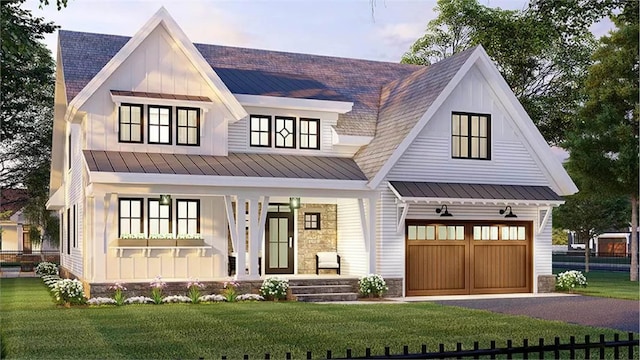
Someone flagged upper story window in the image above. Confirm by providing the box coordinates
[148,199,171,235]
[250,115,271,147]
[119,104,143,143]
[275,116,296,148]
[451,112,490,160]
[299,118,320,150]
[250,115,320,150]
[148,106,172,144]
[119,198,143,237]
[176,107,200,146]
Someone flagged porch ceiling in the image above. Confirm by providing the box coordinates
[388,181,564,205]
[84,150,367,181]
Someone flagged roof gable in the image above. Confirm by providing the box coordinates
[63,7,247,121]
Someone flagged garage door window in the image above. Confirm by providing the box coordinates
[502,226,526,240]
[438,225,464,240]
[473,225,499,240]
[408,225,436,240]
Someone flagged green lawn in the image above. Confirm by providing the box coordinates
[559,271,640,301]
[0,278,636,359]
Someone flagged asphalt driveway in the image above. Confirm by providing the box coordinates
[433,295,639,332]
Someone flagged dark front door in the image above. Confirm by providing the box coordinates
[265,210,294,274]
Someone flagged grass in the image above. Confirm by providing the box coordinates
[1,278,637,359]
[555,270,640,301]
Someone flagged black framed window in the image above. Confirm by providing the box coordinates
[304,212,321,230]
[68,133,72,169]
[452,112,490,160]
[275,116,296,148]
[177,107,200,146]
[148,106,172,144]
[119,104,143,143]
[148,199,171,235]
[118,198,143,237]
[177,200,200,234]
[66,208,70,254]
[73,204,77,248]
[299,118,320,150]
[250,115,271,147]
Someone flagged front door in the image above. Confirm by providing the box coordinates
[265,210,294,274]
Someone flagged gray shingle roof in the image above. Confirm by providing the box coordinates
[389,181,562,201]
[84,150,367,181]
[59,30,420,137]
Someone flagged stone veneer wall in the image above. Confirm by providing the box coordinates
[296,204,337,274]
[537,275,556,293]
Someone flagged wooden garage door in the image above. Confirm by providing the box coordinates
[406,221,531,296]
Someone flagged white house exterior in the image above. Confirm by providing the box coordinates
[46,8,577,297]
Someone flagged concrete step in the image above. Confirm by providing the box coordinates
[295,292,359,302]
[290,284,355,295]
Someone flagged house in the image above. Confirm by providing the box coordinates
[46,8,577,297]
[1,189,31,252]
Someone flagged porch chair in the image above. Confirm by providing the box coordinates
[316,252,341,275]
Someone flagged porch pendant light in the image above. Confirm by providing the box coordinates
[500,205,517,218]
[289,197,301,210]
[435,205,453,217]
[159,194,171,205]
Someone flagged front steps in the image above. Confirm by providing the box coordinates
[289,277,359,302]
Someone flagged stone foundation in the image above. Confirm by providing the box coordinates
[537,275,556,293]
[87,279,266,299]
[384,278,403,297]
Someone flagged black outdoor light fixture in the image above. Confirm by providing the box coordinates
[289,197,301,210]
[159,194,171,205]
[500,205,517,218]
[435,205,453,217]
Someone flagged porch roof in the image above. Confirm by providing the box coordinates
[389,181,563,203]
[84,150,367,181]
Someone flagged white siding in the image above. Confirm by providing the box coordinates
[61,122,84,277]
[81,25,233,156]
[376,185,404,278]
[336,199,367,275]
[388,64,549,186]
[228,106,354,157]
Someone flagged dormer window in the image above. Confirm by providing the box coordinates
[275,116,296,148]
[119,104,143,143]
[452,112,490,160]
[249,114,320,150]
[176,107,200,146]
[148,106,172,144]
[299,118,320,150]
[250,115,271,147]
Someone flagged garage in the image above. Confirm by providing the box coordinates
[405,220,532,296]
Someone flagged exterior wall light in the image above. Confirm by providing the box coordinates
[435,205,453,217]
[289,197,301,210]
[159,194,171,205]
[500,205,517,218]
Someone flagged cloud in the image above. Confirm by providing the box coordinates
[374,22,425,61]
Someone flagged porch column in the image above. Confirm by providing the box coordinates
[367,195,377,274]
[247,197,260,279]
[16,223,23,252]
[235,196,247,280]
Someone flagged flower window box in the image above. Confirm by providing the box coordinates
[147,238,177,247]
[117,238,147,247]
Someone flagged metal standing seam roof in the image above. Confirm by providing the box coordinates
[389,181,563,201]
[84,150,367,181]
[110,90,211,102]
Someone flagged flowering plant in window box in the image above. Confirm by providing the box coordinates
[148,233,176,246]
[176,233,205,246]
[121,233,146,239]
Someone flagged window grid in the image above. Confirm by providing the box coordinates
[304,213,321,230]
[73,204,77,248]
[66,208,71,254]
[119,104,143,143]
[148,199,172,235]
[118,198,143,237]
[148,106,172,144]
[176,107,200,146]
[177,200,200,235]
[452,112,490,160]
[275,116,296,148]
[250,115,272,147]
[299,118,320,150]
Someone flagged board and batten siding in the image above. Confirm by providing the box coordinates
[228,106,355,157]
[80,25,233,156]
[61,122,84,278]
[387,64,549,187]
[336,199,367,276]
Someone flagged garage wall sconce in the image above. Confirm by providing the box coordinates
[435,205,453,217]
[500,206,517,218]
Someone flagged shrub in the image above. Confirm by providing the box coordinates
[556,270,588,291]
[35,262,58,276]
[259,277,289,300]
[358,274,388,297]
[52,279,85,305]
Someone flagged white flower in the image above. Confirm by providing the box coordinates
[120,233,146,239]
[176,233,203,240]
[259,277,289,300]
[556,270,588,291]
[358,274,388,297]
[237,294,264,301]
[124,296,153,304]
[199,294,226,302]
[149,233,174,239]
[88,297,117,305]
[35,262,59,276]
[162,295,192,303]
[52,279,85,303]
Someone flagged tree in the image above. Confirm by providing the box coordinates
[400,0,618,145]
[1,0,60,246]
[564,1,639,280]
[554,190,629,272]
